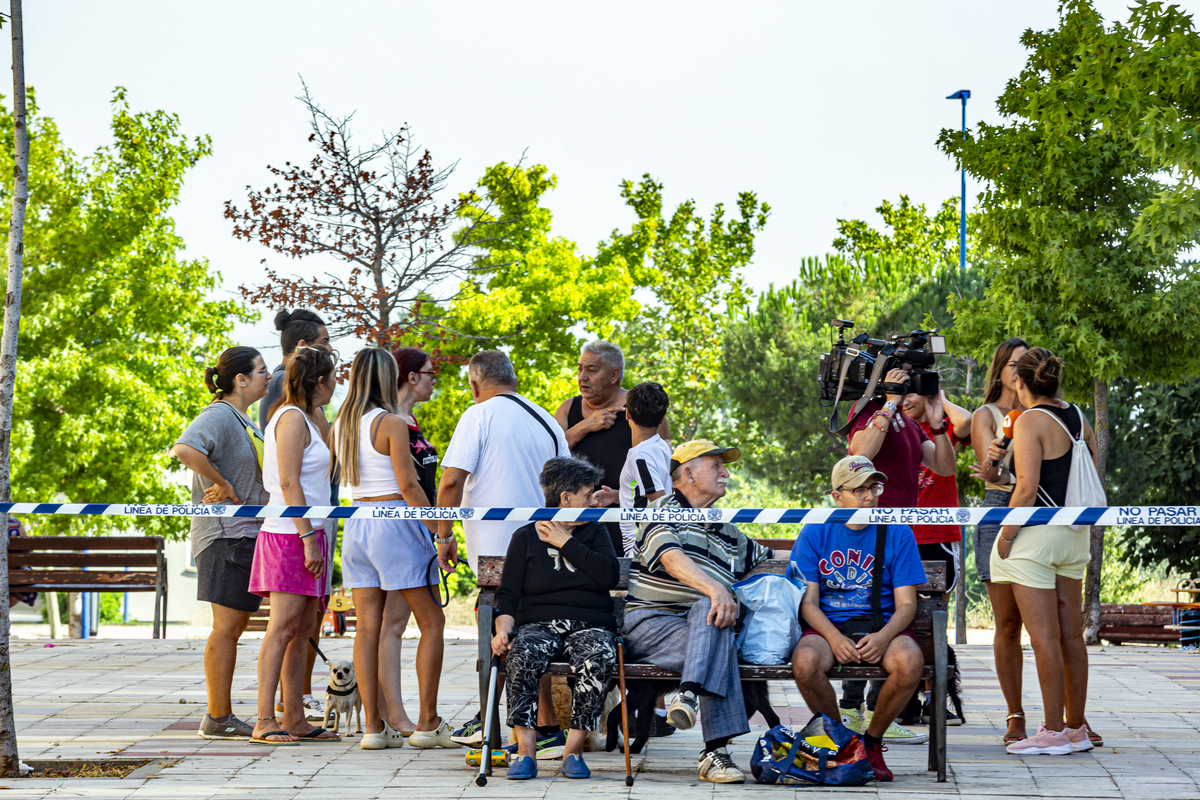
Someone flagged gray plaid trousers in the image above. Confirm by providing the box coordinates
[621,596,749,742]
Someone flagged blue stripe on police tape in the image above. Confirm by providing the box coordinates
[0,504,1196,526]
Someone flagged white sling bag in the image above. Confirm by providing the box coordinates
[1031,405,1107,530]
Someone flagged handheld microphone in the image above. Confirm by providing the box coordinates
[989,409,1022,467]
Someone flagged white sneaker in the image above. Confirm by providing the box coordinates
[666,690,699,731]
[698,747,745,784]
[302,696,325,723]
[864,709,929,745]
[409,719,462,749]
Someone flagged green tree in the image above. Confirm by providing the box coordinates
[1041,1,1200,252]
[1106,378,1200,574]
[416,163,641,445]
[600,175,769,440]
[0,89,249,536]
[834,194,964,271]
[937,1,1200,640]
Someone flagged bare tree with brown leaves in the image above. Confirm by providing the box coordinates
[226,83,519,347]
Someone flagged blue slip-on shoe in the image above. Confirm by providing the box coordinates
[503,728,567,760]
[561,753,590,779]
[506,754,538,780]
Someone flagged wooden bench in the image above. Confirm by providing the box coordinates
[1099,603,1181,646]
[7,536,168,638]
[475,548,950,782]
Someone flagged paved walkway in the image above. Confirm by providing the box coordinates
[2,638,1198,799]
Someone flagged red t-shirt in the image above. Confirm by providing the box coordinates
[912,420,963,545]
[846,401,929,508]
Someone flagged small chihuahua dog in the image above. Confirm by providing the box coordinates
[322,660,362,735]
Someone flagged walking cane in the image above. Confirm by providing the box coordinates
[617,637,633,786]
[476,653,501,787]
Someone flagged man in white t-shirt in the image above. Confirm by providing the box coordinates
[618,382,673,557]
[437,350,569,572]
[438,349,569,749]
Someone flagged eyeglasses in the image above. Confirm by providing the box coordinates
[836,482,885,499]
[415,370,436,376]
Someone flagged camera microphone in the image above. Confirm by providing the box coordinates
[989,409,1023,467]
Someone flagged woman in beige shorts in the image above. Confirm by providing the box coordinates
[990,348,1096,756]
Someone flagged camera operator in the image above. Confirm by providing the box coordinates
[837,366,955,744]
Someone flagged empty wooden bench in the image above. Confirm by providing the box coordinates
[475,550,950,781]
[1099,603,1180,646]
[7,536,168,638]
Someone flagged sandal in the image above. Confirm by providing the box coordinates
[291,726,341,743]
[1086,727,1103,747]
[1003,712,1027,744]
[250,729,300,746]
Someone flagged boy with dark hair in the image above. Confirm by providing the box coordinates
[618,382,672,558]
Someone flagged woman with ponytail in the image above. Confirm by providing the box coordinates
[249,347,341,745]
[991,348,1098,756]
[173,346,271,741]
[333,347,457,750]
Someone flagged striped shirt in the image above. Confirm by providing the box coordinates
[625,491,771,613]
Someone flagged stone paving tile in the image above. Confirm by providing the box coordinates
[3,639,1199,798]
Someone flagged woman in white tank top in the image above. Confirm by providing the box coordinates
[332,347,458,751]
[248,347,341,745]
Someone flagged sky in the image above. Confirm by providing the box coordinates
[18,0,1194,370]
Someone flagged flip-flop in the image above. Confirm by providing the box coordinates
[250,730,300,746]
[1087,729,1103,746]
[291,727,341,743]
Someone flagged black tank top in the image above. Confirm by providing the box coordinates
[408,419,439,505]
[1032,403,1089,507]
[567,395,632,491]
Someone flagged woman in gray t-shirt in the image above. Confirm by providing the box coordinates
[173,346,270,741]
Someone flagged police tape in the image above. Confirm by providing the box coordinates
[1,502,1198,527]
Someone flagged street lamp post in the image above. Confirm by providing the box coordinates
[945,90,970,275]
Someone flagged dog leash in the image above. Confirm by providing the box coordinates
[308,637,331,665]
[426,553,451,608]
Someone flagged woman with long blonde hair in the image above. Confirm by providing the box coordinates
[334,347,458,750]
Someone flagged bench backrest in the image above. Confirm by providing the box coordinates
[7,536,166,592]
[475,555,949,635]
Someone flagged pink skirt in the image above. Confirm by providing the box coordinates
[249,527,329,604]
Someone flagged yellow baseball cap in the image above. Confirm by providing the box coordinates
[830,455,888,492]
[670,439,740,473]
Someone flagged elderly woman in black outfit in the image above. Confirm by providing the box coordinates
[492,456,620,781]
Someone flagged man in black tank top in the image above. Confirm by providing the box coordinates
[554,342,670,554]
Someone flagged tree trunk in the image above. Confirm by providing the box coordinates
[1082,377,1109,645]
[0,0,28,777]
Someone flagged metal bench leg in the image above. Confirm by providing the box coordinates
[933,608,948,782]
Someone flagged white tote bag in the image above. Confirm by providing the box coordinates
[1032,405,1107,530]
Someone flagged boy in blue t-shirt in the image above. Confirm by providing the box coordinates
[787,455,927,782]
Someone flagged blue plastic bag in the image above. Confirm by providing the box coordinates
[733,572,805,665]
[750,716,875,786]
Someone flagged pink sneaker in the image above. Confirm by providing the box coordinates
[1006,726,1072,755]
[1065,725,1094,752]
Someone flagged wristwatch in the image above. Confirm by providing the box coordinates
[434,534,455,545]
[928,421,948,435]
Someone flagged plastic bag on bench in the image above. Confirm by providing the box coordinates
[734,573,805,666]
[750,715,874,787]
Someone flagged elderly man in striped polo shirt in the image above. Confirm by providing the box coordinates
[621,439,772,784]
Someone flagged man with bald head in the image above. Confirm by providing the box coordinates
[554,341,668,554]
